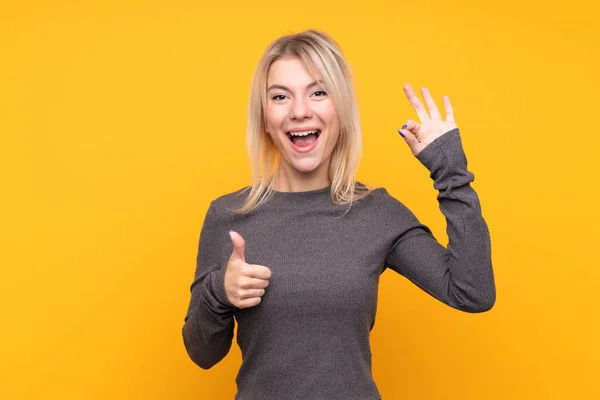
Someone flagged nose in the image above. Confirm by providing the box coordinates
[289,97,312,121]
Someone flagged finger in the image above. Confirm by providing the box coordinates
[239,288,266,299]
[240,277,270,289]
[420,87,442,120]
[229,230,246,263]
[398,125,422,152]
[237,297,262,309]
[402,119,421,136]
[403,83,430,121]
[246,264,272,280]
[442,95,455,123]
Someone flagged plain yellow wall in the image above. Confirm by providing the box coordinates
[1,0,599,398]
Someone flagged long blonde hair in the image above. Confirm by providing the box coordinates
[235,29,371,214]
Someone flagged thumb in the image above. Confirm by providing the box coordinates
[228,230,246,263]
[398,120,421,155]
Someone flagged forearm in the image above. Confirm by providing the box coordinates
[387,128,496,312]
[417,128,495,311]
[182,267,235,369]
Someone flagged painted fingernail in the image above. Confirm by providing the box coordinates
[402,125,407,129]
[397,129,405,138]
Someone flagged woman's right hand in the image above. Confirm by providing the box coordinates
[224,231,272,309]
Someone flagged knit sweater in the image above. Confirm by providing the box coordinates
[182,128,496,400]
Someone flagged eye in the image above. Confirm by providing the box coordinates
[313,90,327,97]
[271,94,287,101]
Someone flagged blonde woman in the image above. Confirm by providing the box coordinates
[182,29,496,399]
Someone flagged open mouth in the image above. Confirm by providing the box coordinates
[286,130,321,144]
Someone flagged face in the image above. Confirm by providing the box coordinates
[265,56,340,183]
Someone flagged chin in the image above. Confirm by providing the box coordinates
[292,159,322,173]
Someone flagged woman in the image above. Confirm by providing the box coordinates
[182,29,496,400]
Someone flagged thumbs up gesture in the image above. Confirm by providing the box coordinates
[224,231,272,309]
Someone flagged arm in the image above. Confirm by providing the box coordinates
[385,128,496,312]
[182,202,236,369]
[388,84,496,312]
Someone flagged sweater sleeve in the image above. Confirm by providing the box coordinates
[384,128,496,313]
[182,202,236,369]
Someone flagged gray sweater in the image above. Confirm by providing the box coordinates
[182,128,496,399]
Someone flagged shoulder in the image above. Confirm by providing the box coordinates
[211,185,251,212]
[353,181,403,204]
[357,181,393,203]
[348,184,420,230]
[362,184,415,216]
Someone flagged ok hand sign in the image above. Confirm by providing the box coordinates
[398,83,458,156]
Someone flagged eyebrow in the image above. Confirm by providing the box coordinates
[267,80,324,92]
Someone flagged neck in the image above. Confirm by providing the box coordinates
[274,163,330,193]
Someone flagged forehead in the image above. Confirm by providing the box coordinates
[267,56,320,85]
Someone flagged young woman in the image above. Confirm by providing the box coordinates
[182,29,496,400]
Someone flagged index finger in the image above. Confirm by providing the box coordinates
[246,264,272,280]
[404,83,430,121]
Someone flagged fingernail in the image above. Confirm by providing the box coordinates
[228,230,233,238]
[397,129,405,138]
[402,125,407,129]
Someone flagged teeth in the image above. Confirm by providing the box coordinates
[289,130,319,137]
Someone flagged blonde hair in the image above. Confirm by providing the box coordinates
[235,29,372,214]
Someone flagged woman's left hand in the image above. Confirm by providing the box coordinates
[398,83,458,156]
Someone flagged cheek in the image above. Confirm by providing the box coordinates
[267,130,284,149]
[327,129,340,151]
[323,109,340,139]
[319,103,339,127]
[266,105,286,131]
[325,115,341,150]
[265,110,274,132]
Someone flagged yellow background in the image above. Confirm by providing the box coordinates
[1,0,598,398]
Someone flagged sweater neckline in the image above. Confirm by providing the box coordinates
[270,184,331,200]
